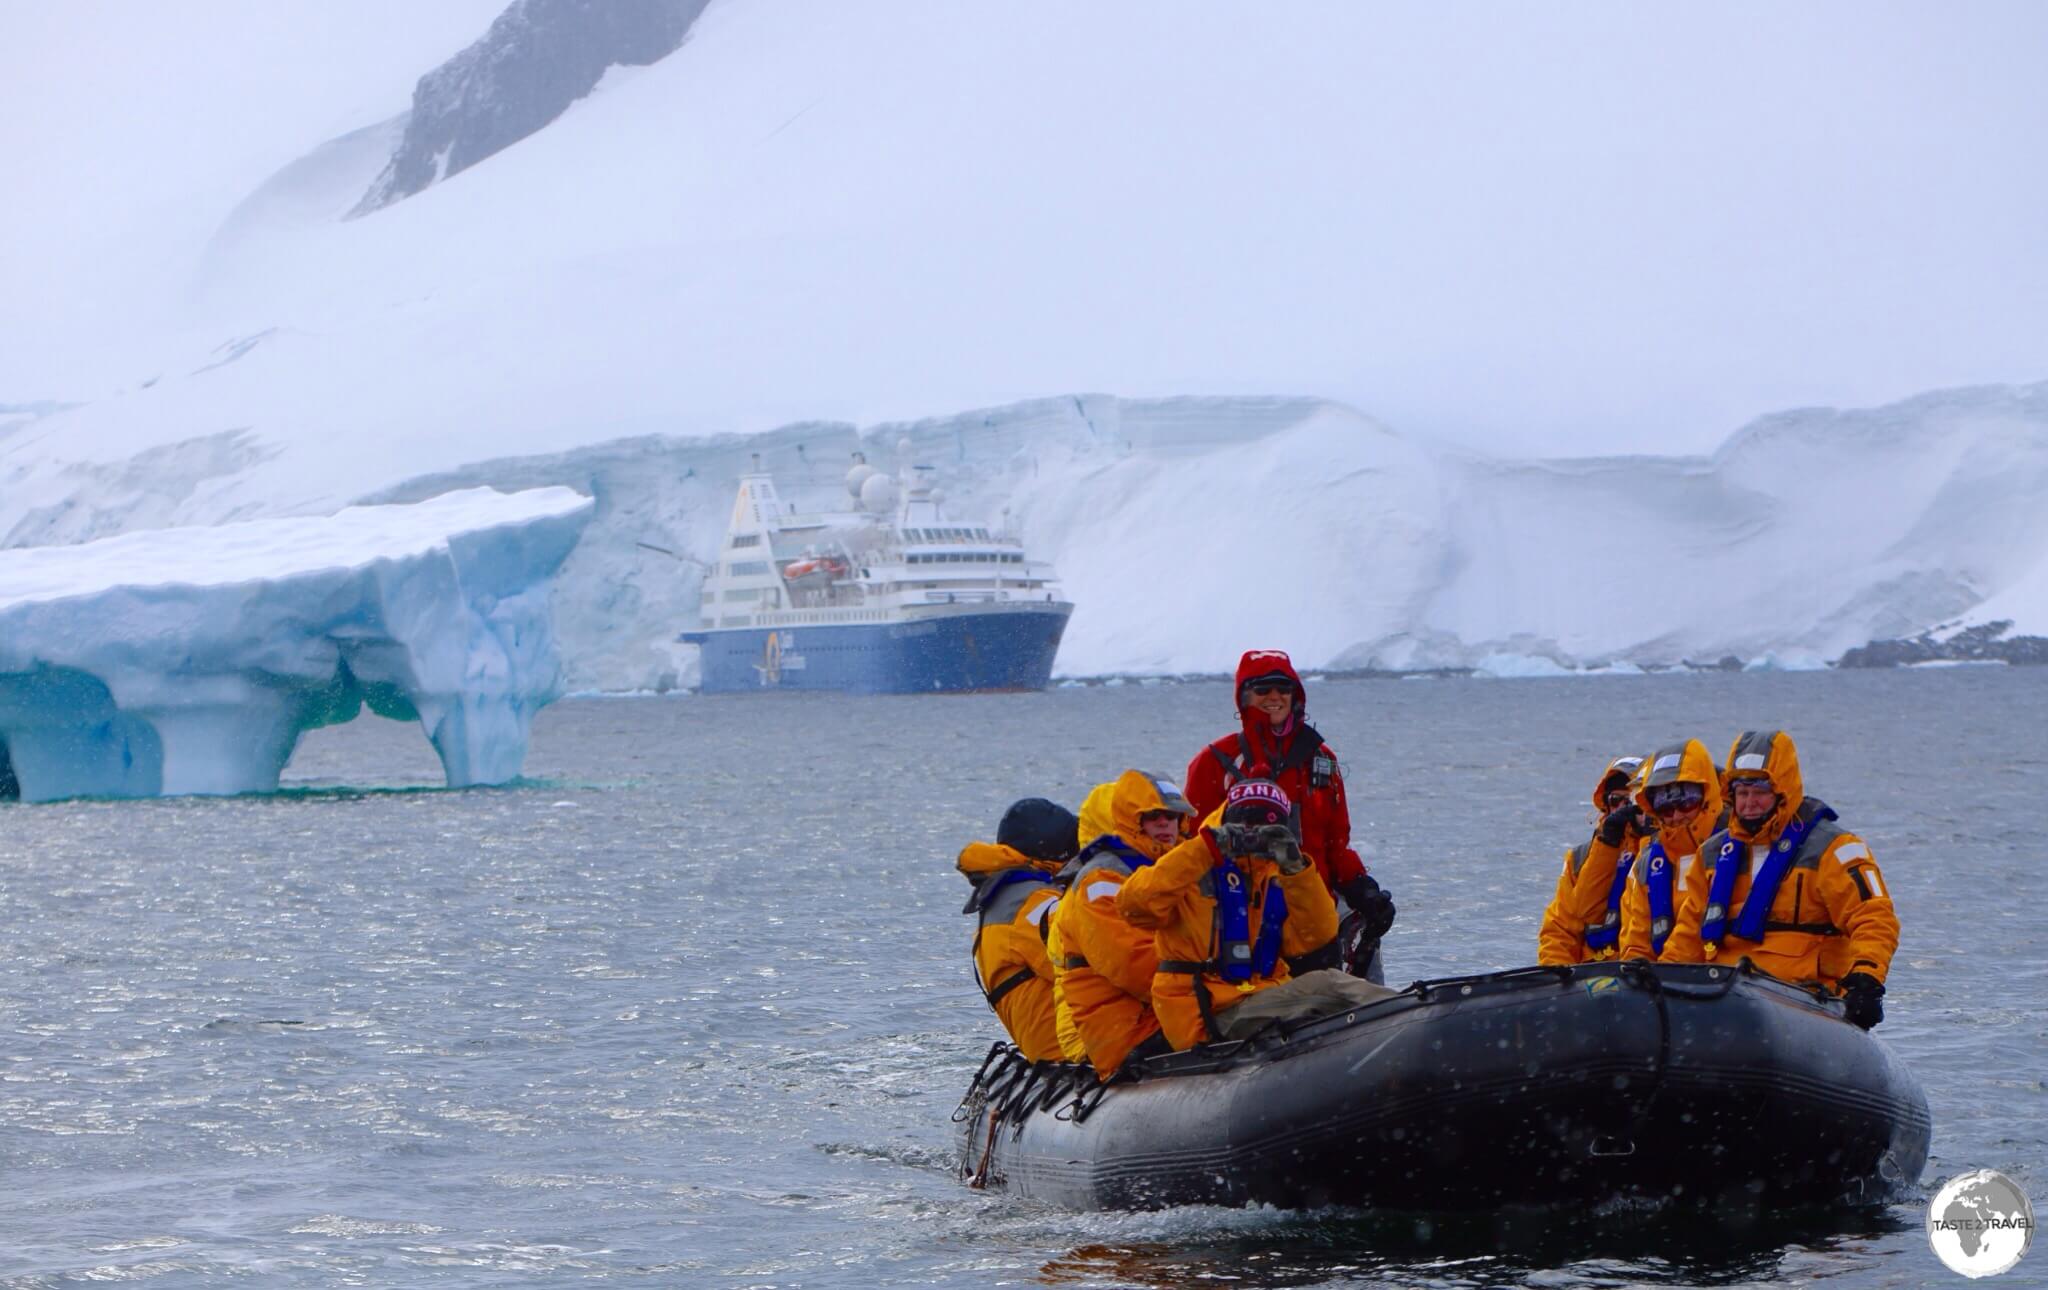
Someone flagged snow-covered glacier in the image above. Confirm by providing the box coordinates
[355,382,2048,687]
[0,487,592,802]
[6,384,2048,691]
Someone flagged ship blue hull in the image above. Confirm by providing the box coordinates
[681,607,1070,694]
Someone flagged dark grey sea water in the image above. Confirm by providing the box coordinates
[2,668,2043,1288]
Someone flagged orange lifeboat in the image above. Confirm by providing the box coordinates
[782,556,848,581]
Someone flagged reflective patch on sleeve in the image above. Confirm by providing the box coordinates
[1834,842,1870,863]
[1085,880,1121,903]
[1849,866,1885,901]
[1025,898,1055,926]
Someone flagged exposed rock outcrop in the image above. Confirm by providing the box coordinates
[1837,620,2048,667]
[354,0,710,215]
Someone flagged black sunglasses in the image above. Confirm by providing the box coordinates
[1246,682,1291,697]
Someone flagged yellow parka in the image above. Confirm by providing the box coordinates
[1662,730,1898,987]
[1618,739,1727,962]
[1117,814,1339,1051]
[1049,771,1191,1078]
[957,841,1064,1061]
[1537,755,1653,966]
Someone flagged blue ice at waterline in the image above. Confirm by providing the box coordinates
[0,487,592,802]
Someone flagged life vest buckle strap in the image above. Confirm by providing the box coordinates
[1157,961,1227,1045]
[984,966,1035,1008]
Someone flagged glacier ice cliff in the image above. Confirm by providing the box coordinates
[6,385,2048,691]
[355,383,2048,688]
[0,487,592,802]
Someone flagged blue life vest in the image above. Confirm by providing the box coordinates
[1640,840,1679,955]
[1073,833,1155,872]
[1700,804,1836,952]
[1581,849,1636,953]
[1215,857,1289,982]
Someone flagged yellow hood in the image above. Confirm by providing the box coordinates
[1593,755,1646,813]
[1724,729,1806,840]
[1078,769,1195,861]
[956,840,1060,881]
[1635,738,1725,856]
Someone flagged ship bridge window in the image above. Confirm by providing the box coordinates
[723,587,765,601]
[726,560,771,576]
[730,534,761,549]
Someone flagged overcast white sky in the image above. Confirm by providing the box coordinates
[0,1,501,386]
[2,0,2045,456]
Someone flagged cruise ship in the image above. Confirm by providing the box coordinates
[678,458,1072,693]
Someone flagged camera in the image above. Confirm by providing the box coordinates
[1214,823,1265,858]
[1216,822,1296,859]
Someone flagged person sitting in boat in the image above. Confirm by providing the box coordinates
[957,797,1080,1062]
[1047,770,1194,1079]
[1184,649,1393,980]
[1119,778,1398,1048]
[1662,730,1898,1028]
[1537,755,1652,965]
[1617,739,1728,962]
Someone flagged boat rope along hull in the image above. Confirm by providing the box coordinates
[953,962,1930,1212]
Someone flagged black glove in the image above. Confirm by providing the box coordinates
[1598,803,1642,847]
[1258,825,1308,874]
[1838,972,1885,1030]
[1337,874,1396,941]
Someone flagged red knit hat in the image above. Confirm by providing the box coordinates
[1222,778,1291,826]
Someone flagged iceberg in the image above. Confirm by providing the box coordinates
[0,487,592,802]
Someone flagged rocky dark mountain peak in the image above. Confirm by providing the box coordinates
[353,0,710,216]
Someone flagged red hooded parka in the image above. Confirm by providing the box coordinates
[1184,650,1369,895]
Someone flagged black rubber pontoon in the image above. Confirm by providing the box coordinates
[953,962,1930,1211]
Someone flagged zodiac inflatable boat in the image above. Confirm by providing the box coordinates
[953,962,1930,1212]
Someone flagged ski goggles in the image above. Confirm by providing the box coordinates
[1646,782,1706,814]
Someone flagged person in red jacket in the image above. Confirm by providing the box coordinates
[1184,649,1394,979]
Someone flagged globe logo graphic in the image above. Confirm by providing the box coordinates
[1928,1169,2035,1278]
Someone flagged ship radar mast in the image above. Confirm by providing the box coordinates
[903,465,943,526]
